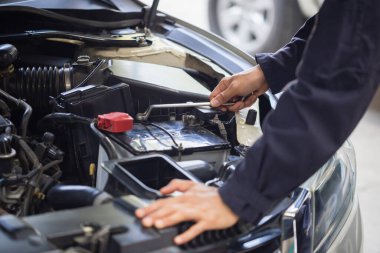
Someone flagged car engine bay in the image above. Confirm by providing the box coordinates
[0,6,282,252]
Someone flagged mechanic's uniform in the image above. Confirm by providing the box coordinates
[219,0,380,223]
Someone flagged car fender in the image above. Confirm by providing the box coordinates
[297,0,322,17]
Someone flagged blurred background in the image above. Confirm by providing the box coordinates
[154,0,380,252]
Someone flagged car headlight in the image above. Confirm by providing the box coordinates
[281,140,356,253]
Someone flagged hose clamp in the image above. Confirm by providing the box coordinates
[63,63,71,91]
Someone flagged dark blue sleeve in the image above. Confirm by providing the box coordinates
[219,0,380,223]
[255,15,316,94]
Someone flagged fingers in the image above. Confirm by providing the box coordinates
[135,186,240,246]
[135,198,165,219]
[174,222,206,245]
[225,100,245,112]
[225,93,258,112]
[138,199,181,227]
[143,206,176,227]
[209,78,229,100]
[160,179,196,195]
[153,209,198,229]
[138,203,206,245]
[137,179,198,220]
[136,194,191,224]
[137,179,197,219]
[210,66,269,111]
[210,77,237,107]
[242,94,258,108]
[210,87,236,107]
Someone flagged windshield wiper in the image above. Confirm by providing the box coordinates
[90,0,162,30]
[145,0,160,30]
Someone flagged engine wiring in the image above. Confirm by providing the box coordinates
[141,122,184,161]
[0,89,32,137]
[208,114,236,140]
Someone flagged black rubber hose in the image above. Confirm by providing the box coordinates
[90,122,118,160]
[41,113,92,125]
[19,101,32,138]
[0,89,32,137]
[41,159,63,172]
[0,99,11,118]
[41,113,118,160]
[14,136,42,216]
[15,136,39,167]
[15,66,68,112]
[46,185,113,210]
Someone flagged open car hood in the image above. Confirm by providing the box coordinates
[0,0,141,11]
[0,0,166,34]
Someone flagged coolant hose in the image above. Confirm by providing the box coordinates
[41,113,118,160]
[14,136,42,216]
[42,113,92,125]
[47,185,113,210]
[90,122,118,160]
[0,89,32,137]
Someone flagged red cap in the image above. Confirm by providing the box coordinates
[97,112,133,133]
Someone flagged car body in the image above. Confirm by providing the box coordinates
[297,0,323,17]
[208,0,324,54]
[0,0,361,252]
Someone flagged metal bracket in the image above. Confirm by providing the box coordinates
[136,102,225,121]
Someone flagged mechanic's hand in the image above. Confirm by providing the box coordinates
[210,65,269,112]
[135,179,239,245]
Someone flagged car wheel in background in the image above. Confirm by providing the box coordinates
[208,0,305,54]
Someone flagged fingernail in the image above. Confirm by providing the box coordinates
[211,99,220,107]
[142,217,153,227]
[174,236,182,245]
[155,220,164,228]
[135,209,144,217]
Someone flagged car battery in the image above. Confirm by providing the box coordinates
[106,121,230,171]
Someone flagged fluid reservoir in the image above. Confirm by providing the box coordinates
[236,99,262,147]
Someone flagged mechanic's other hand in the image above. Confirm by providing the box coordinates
[135,179,239,245]
[210,65,269,112]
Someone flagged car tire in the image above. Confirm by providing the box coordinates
[208,0,305,54]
